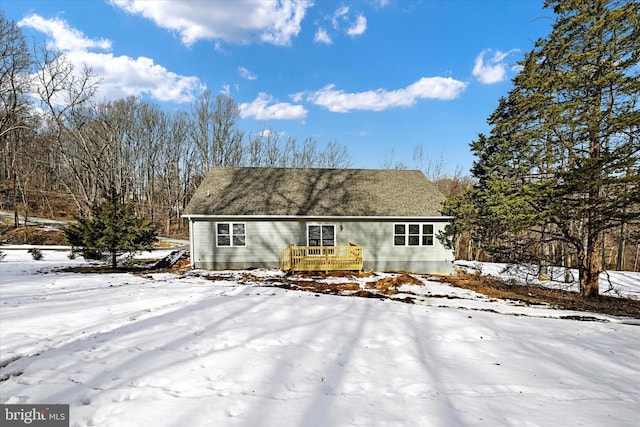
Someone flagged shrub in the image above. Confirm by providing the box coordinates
[28,247,43,260]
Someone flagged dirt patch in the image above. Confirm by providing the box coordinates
[1,225,67,245]
[351,290,389,299]
[268,271,424,299]
[287,280,361,292]
[170,256,192,274]
[436,273,640,319]
[291,270,375,280]
[373,273,423,295]
[60,265,140,274]
[60,252,192,275]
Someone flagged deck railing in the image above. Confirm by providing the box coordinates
[280,243,363,272]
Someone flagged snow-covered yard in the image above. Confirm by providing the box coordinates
[1,249,639,427]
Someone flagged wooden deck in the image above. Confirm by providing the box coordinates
[280,243,363,272]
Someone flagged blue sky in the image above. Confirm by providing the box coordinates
[2,0,553,175]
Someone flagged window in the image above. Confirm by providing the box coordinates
[216,222,246,247]
[307,224,335,246]
[393,223,434,246]
[422,224,434,246]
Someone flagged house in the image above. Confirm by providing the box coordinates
[183,167,454,274]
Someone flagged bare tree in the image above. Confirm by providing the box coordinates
[246,128,284,167]
[317,140,351,168]
[156,110,190,234]
[380,147,408,170]
[413,145,446,181]
[189,90,244,175]
[35,46,99,212]
[213,94,244,167]
[0,13,35,226]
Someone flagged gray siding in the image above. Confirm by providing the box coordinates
[338,219,454,274]
[189,218,454,274]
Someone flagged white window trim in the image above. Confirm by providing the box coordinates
[215,222,247,247]
[306,224,336,246]
[393,223,435,247]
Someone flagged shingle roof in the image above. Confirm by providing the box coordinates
[184,167,446,217]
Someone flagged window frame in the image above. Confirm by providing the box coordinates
[215,222,247,247]
[307,224,336,247]
[393,223,435,247]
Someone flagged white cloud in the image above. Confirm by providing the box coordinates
[18,14,112,52]
[472,49,519,84]
[332,6,350,29]
[109,0,312,47]
[238,66,257,80]
[257,128,284,138]
[314,27,332,44]
[322,5,367,41]
[290,91,305,103]
[239,93,307,120]
[346,15,367,37]
[306,77,467,113]
[18,14,204,104]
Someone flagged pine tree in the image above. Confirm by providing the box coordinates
[65,190,158,268]
[449,0,640,297]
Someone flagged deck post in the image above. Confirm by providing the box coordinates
[325,248,329,274]
[289,244,294,271]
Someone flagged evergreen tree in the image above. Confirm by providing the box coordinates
[65,190,158,268]
[448,0,639,297]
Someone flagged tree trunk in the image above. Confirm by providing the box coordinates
[111,251,117,269]
[11,174,19,228]
[616,221,625,271]
[563,242,572,283]
[539,224,550,280]
[600,230,607,270]
[579,233,601,298]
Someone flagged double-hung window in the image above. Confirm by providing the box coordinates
[216,223,246,247]
[393,223,434,246]
[307,224,335,246]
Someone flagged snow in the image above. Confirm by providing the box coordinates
[1,250,639,427]
[454,260,640,300]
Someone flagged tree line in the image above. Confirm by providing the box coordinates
[0,12,351,236]
[442,0,640,296]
